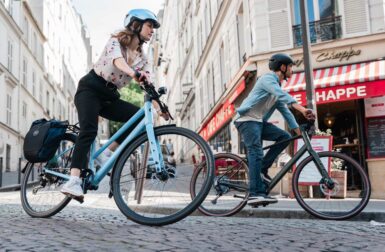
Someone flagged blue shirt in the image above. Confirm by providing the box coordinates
[235,72,299,129]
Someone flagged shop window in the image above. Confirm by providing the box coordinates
[209,123,232,153]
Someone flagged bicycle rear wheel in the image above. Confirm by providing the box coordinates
[292,151,371,220]
[190,153,249,217]
[20,133,76,218]
[112,126,214,226]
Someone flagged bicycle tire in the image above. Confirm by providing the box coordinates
[21,133,76,218]
[112,125,214,226]
[292,151,371,220]
[190,153,249,217]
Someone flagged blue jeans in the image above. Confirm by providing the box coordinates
[235,121,291,196]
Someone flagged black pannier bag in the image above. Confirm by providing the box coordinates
[23,119,69,163]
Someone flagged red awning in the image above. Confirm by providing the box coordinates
[283,60,385,105]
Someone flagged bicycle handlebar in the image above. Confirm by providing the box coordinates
[300,120,316,136]
[140,80,174,121]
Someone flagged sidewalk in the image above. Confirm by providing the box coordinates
[2,189,385,222]
[228,198,385,222]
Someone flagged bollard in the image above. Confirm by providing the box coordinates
[18,158,21,184]
[0,157,3,188]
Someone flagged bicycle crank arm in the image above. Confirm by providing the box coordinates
[211,194,222,205]
[234,194,247,200]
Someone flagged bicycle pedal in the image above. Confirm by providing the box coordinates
[64,193,84,204]
[248,202,271,207]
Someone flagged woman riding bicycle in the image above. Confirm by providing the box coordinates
[234,53,315,205]
[61,9,168,199]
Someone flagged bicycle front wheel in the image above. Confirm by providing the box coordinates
[292,151,371,220]
[21,133,76,218]
[112,126,214,226]
[190,153,249,217]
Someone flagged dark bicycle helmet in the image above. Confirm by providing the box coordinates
[124,9,160,29]
[268,53,294,71]
[269,53,294,81]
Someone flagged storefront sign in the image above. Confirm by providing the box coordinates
[200,79,246,141]
[226,79,246,106]
[294,47,362,67]
[294,136,333,184]
[364,96,385,118]
[290,80,385,105]
[200,104,235,141]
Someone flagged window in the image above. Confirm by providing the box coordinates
[292,0,340,46]
[199,81,204,121]
[33,32,37,55]
[32,71,36,97]
[293,0,315,25]
[52,98,55,116]
[8,0,13,16]
[23,16,29,43]
[236,4,246,67]
[6,94,12,125]
[22,58,28,86]
[211,63,216,104]
[219,43,225,88]
[204,4,211,39]
[39,80,43,103]
[293,0,339,24]
[7,40,13,73]
[46,91,50,114]
[39,45,44,64]
[207,68,214,109]
[22,102,27,118]
[319,0,338,19]
[59,4,62,20]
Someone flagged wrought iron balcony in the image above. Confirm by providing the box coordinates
[292,16,342,47]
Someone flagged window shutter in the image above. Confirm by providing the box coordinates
[342,0,369,36]
[268,0,292,49]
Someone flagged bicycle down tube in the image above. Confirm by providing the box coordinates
[43,97,164,188]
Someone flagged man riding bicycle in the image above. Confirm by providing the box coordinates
[234,53,315,205]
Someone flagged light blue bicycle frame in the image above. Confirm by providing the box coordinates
[43,95,165,188]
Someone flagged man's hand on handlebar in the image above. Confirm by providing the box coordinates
[303,109,316,123]
[293,128,301,136]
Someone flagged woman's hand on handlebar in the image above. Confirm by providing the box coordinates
[133,70,151,84]
[157,110,170,121]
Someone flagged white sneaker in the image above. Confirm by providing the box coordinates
[95,149,112,168]
[247,195,278,205]
[61,176,83,197]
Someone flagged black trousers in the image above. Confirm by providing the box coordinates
[71,70,142,171]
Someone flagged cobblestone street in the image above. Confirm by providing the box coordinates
[0,195,384,251]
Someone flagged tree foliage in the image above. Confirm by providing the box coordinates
[109,80,144,135]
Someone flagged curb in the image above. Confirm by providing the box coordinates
[0,184,21,192]
[0,181,39,192]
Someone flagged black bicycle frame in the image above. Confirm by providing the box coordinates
[217,127,331,194]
